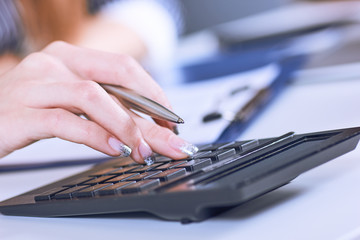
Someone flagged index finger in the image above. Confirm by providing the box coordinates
[42,41,176,129]
[42,42,172,109]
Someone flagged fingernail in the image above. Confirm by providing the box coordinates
[144,157,155,166]
[138,139,154,165]
[108,137,132,157]
[169,135,198,156]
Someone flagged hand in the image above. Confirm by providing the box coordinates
[0,41,197,163]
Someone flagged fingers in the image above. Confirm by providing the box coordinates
[0,42,184,163]
[42,41,177,131]
[129,111,198,160]
[108,95,194,161]
[42,41,172,109]
[0,106,130,158]
[15,51,160,163]
[31,108,131,157]
[24,79,158,163]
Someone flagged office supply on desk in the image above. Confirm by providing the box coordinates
[202,85,250,123]
[101,84,184,124]
[180,24,341,143]
[216,56,305,143]
[1,127,359,223]
[179,11,351,142]
[166,63,281,144]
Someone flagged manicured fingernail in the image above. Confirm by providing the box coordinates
[144,157,155,166]
[108,137,132,157]
[138,139,153,164]
[169,135,198,156]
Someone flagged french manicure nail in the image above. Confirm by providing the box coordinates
[144,157,155,166]
[169,135,198,156]
[138,139,154,165]
[108,137,132,157]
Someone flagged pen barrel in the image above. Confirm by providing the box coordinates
[101,84,184,124]
[234,88,271,122]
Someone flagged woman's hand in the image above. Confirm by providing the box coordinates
[0,41,197,163]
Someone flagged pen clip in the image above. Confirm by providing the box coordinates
[233,88,271,122]
[202,84,249,123]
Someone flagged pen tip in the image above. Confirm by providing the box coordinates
[177,118,185,124]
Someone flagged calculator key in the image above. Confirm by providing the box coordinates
[174,158,212,172]
[112,158,137,168]
[153,155,173,163]
[197,143,227,152]
[121,179,160,194]
[154,161,187,170]
[110,166,141,175]
[181,151,212,161]
[218,141,243,153]
[85,175,117,185]
[62,177,96,187]
[98,181,136,196]
[105,173,139,183]
[149,168,186,182]
[196,149,236,163]
[72,184,112,198]
[89,168,118,177]
[54,185,89,200]
[192,151,213,158]
[127,163,163,173]
[34,187,68,201]
[125,171,162,181]
[241,139,260,151]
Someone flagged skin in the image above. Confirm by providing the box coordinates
[72,13,148,61]
[0,41,191,164]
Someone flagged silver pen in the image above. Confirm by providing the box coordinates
[101,84,184,124]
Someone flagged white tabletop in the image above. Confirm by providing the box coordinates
[1,68,360,240]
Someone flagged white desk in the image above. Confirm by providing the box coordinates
[1,72,360,240]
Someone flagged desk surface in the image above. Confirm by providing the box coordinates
[1,74,360,239]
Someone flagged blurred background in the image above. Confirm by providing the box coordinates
[180,0,294,34]
[175,0,360,81]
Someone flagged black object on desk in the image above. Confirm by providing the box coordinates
[181,31,308,143]
[215,55,306,143]
[1,127,359,223]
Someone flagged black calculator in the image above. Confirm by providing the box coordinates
[1,127,359,223]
